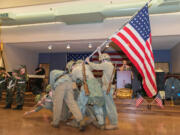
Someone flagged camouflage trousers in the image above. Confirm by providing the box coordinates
[0,82,6,98]
[52,81,83,126]
[16,84,26,106]
[103,89,118,125]
[6,87,14,105]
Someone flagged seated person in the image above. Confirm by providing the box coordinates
[119,59,131,71]
[33,64,45,93]
[35,64,45,75]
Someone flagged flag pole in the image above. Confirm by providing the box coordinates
[0,51,6,69]
[88,0,153,59]
[0,22,6,70]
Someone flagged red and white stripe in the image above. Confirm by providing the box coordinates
[110,23,157,97]
[155,97,163,108]
[92,52,128,68]
[136,96,144,107]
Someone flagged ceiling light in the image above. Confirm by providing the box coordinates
[48,45,52,50]
[66,44,70,49]
[88,43,92,48]
[106,44,109,48]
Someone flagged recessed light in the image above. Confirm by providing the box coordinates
[106,44,109,48]
[48,45,52,50]
[66,44,70,49]
[88,43,92,48]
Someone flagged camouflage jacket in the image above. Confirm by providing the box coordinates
[88,61,114,91]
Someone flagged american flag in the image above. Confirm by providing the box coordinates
[92,52,129,68]
[67,52,128,68]
[67,53,91,62]
[154,93,164,108]
[67,52,128,78]
[110,3,157,97]
[136,93,144,107]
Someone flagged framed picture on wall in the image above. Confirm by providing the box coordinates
[155,62,169,73]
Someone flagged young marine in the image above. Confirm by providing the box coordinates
[86,48,118,130]
[69,60,105,129]
[4,70,18,109]
[0,67,7,99]
[24,85,53,115]
[50,69,86,131]
[13,65,27,110]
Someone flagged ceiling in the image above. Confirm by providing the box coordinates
[6,35,180,52]
[0,0,180,26]
[0,0,77,9]
[1,0,180,52]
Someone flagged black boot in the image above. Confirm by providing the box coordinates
[18,105,23,110]
[13,105,23,110]
[162,99,165,105]
[4,104,12,109]
[13,105,20,110]
[78,120,86,132]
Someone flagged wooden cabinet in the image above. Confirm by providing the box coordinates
[40,63,50,89]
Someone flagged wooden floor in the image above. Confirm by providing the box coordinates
[0,106,180,135]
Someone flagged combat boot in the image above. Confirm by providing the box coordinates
[51,122,59,128]
[92,121,105,130]
[4,104,12,109]
[105,124,118,130]
[13,105,23,110]
[66,120,79,128]
[78,119,86,132]
[18,105,23,110]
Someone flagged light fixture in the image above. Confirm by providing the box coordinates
[106,44,109,48]
[66,44,70,49]
[88,43,92,48]
[48,45,52,50]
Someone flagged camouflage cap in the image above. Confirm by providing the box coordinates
[99,53,111,61]
[34,94,42,103]
[19,65,26,69]
[45,84,51,93]
[12,69,19,73]
[66,60,75,72]
[75,60,84,65]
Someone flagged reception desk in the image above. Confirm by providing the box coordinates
[27,74,45,79]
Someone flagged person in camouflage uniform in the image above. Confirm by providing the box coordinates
[24,84,71,123]
[4,70,18,109]
[86,50,118,130]
[50,69,85,131]
[0,67,6,99]
[69,60,105,129]
[65,60,75,73]
[13,65,27,110]
[24,84,53,115]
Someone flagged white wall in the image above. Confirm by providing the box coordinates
[171,44,180,73]
[3,44,38,74]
